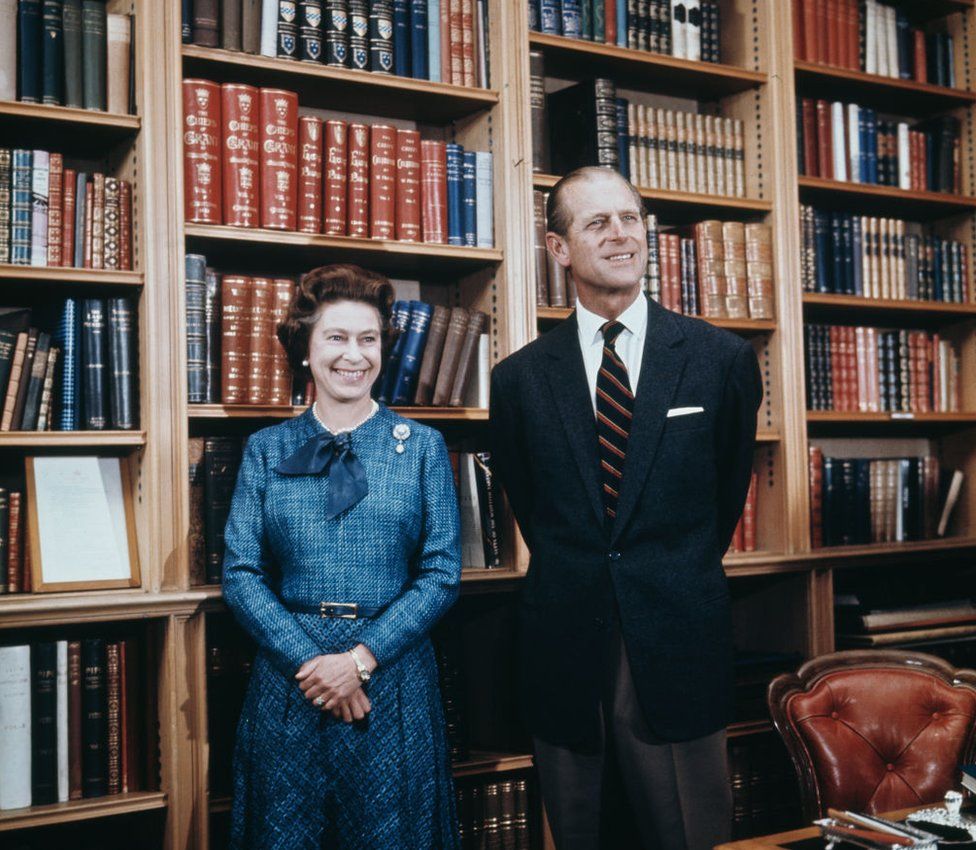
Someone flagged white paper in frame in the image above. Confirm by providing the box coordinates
[26,455,141,592]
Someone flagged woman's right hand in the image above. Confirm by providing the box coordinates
[326,687,372,723]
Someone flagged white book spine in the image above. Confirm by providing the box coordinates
[670,1,687,59]
[0,645,32,811]
[831,102,847,182]
[106,13,132,116]
[847,104,861,183]
[0,0,16,101]
[30,150,50,267]
[474,151,493,248]
[685,0,701,62]
[260,0,279,57]
[463,333,490,408]
[877,2,889,76]
[458,453,485,567]
[897,122,911,190]
[427,0,440,82]
[895,460,906,541]
[56,641,68,803]
[886,5,898,78]
[475,0,487,87]
[865,0,877,75]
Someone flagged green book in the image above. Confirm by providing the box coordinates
[593,0,605,42]
[62,0,83,108]
[81,0,106,110]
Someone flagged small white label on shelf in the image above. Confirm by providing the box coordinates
[890,413,915,419]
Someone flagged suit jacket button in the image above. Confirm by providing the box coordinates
[608,551,621,562]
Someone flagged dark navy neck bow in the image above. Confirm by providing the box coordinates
[275,430,368,519]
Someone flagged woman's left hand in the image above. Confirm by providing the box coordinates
[295,652,360,707]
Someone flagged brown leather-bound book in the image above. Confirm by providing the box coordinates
[448,310,487,406]
[221,0,242,50]
[547,254,567,307]
[68,640,83,798]
[118,180,132,270]
[369,124,396,240]
[6,491,20,592]
[106,13,131,115]
[83,176,94,268]
[745,222,774,319]
[106,641,121,794]
[247,277,274,404]
[420,140,447,244]
[801,0,817,63]
[221,83,260,228]
[182,79,223,224]
[118,638,142,794]
[0,333,27,431]
[103,177,120,269]
[47,153,63,266]
[800,98,817,178]
[694,222,726,318]
[187,436,206,585]
[913,29,927,83]
[6,330,36,431]
[529,51,549,173]
[431,307,469,406]
[825,0,839,67]
[268,279,294,404]
[814,99,831,180]
[346,123,370,238]
[323,119,348,235]
[533,190,549,306]
[20,536,29,594]
[395,129,421,241]
[460,0,475,87]
[221,275,250,404]
[808,446,823,548]
[414,305,450,405]
[192,0,219,46]
[439,0,450,84]
[792,0,803,61]
[259,88,298,230]
[297,115,323,233]
[242,0,261,52]
[449,0,463,85]
[62,167,76,267]
[37,347,60,431]
[721,221,748,319]
[91,173,105,270]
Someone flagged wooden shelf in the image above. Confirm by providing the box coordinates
[0,589,211,630]
[794,61,976,115]
[187,404,488,422]
[723,552,811,577]
[184,224,502,277]
[797,176,976,219]
[182,45,499,123]
[0,265,144,288]
[803,537,976,566]
[461,568,522,583]
[727,720,774,739]
[0,101,140,157]
[533,173,773,221]
[0,431,147,448]
[527,32,766,98]
[537,305,775,334]
[802,292,976,327]
[807,411,976,433]
[452,752,535,779]
[755,430,781,443]
[0,791,167,832]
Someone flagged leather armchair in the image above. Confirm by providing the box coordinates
[768,649,976,821]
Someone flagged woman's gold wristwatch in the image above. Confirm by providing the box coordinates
[349,648,371,684]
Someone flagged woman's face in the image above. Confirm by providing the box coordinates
[307,300,383,406]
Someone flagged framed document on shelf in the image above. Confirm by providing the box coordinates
[25,455,142,592]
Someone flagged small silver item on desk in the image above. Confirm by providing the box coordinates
[393,423,410,454]
[905,790,976,844]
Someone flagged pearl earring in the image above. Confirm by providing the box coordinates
[302,359,309,367]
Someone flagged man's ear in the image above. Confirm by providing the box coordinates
[545,231,571,269]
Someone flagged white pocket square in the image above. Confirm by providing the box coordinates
[666,406,704,418]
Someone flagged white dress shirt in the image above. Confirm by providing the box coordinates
[575,291,648,413]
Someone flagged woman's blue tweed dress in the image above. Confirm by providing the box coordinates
[222,403,462,849]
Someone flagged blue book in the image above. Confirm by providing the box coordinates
[391,301,433,404]
[865,109,878,185]
[10,150,33,266]
[616,0,626,47]
[17,0,42,103]
[410,0,428,79]
[474,151,493,248]
[446,143,464,246]
[54,297,79,431]
[426,0,440,81]
[851,216,863,297]
[182,0,192,42]
[540,0,560,34]
[73,171,87,268]
[858,107,868,183]
[933,240,944,302]
[378,300,412,403]
[461,151,477,247]
[528,0,539,30]
[840,214,853,295]
[41,0,64,106]
[393,0,410,76]
[813,210,829,294]
[829,214,843,294]
[615,98,629,180]
[561,0,582,38]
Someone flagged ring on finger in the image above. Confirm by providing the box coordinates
[314,695,325,707]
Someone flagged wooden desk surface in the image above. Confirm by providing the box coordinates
[715,808,922,849]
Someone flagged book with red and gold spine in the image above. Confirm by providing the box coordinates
[420,140,447,244]
[369,124,396,240]
[91,173,105,270]
[449,0,463,86]
[297,116,323,234]
[259,87,298,230]
[221,275,250,404]
[62,168,76,267]
[247,277,274,404]
[742,472,757,552]
[119,180,132,270]
[182,79,223,224]
[809,446,823,549]
[346,123,370,238]
[6,492,21,593]
[221,83,260,228]
[269,279,294,405]
[461,0,475,87]
[323,119,348,236]
[106,642,121,795]
[395,129,421,242]
[48,153,63,266]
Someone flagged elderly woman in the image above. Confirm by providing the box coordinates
[222,264,462,849]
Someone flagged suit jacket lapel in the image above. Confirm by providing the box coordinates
[543,314,605,529]
[611,299,687,543]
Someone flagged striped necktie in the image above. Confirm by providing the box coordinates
[596,320,634,522]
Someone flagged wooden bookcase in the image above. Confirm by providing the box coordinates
[2,0,976,846]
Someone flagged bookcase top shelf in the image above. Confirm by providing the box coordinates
[184,225,503,277]
[807,411,976,434]
[0,100,140,155]
[187,404,489,422]
[527,33,766,99]
[794,61,976,115]
[181,46,500,124]
[0,266,144,288]
[537,306,776,336]
[798,177,976,218]
[0,791,168,832]
[802,293,976,326]
[0,432,147,448]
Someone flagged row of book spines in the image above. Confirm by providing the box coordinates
[186,0,490,88]
[456,778,531,849]
[0,149,134,269]
[804,324,961,414]
[0,638,144,812]
[530,0,721,64]
[450,450,501,569]
[0,329,59,431]
[0,490,30,594]
[793,0,955,86]
[7,1,131,111]
[727,472,758,555]
[799,207,973,303]
[796,101,960,193]
[380,301,487,407]
[434,640,469,762]
[183,80,494,247]
[807,449,948,546]
[835,598,976,634]
[728,735,802,838]
[188,435,242,586]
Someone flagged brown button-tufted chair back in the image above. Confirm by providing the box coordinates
[768,650,976,822]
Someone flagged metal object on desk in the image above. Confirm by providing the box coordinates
[905,791,976,847]
[818,809,940,850]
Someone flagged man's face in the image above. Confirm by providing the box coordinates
[547,173,647,297]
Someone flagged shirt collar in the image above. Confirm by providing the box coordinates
[576,290,648,346]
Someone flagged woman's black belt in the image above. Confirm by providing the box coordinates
[285,601,384,619]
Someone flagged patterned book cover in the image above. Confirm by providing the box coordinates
[10,150,33,265]
[221,83,260,228]
[297,115,324,233]
[445,142,463,246]
[221,275,250,404]
[461,150,476,247]
[369,0,394,73]
[369,124,396,239]
[0,149,11,264]
[395,129,421,241]
[346,122,369,237]
[299,0,323,61]
[103,177,120,269]
[259,88,299,230]
[324,0,350,66]
[277,0,299,58]
[182,79,223,224]
[323,119,348,235]
[348,0,369,69]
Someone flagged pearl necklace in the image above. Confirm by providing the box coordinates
[313,400,379,435]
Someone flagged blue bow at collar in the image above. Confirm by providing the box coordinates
[274,430,368,519]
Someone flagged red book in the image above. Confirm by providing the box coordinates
[449,0,463,86]
[182,78,223,224]
[792,0,803,61]
[668,235,681,312]
[84,178,94,268]
[61,167,76,267]
[323,119,348,236]
[742,472,757,552]
[346,123,370,238]
[809,446,823,548]
[605,0,616,44]
[7,492,21,593]
[247,277,274,404]
[913,29,927,83]
[221,83,260,228]
[395,129,421,241]
[297,116,323,234]
[461,0,475,87]
[259,87,299,230]
[47,153,63,267]
[814,0,827,64]
[221,275,251,404]
[931,333,941,412]
[420,140,447,244]
[119,180,132,270]
[440,0,450,85]
[826,0,838,67]
[846,0,858,70]
[815,99,831,180]
[269,279,294,405]
[369,124,396,240]
[801,98,817,177]
[802,0,817,63]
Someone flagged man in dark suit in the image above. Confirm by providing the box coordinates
[489,167,762,850]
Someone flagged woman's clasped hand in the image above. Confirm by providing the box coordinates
[296,646,376,722]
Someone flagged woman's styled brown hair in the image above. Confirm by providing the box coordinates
[276,264,398,377]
